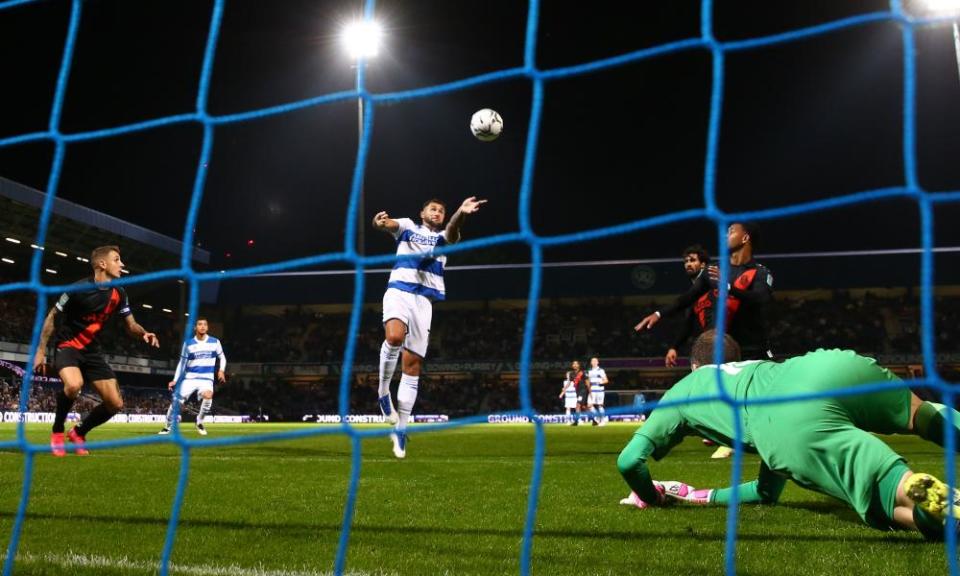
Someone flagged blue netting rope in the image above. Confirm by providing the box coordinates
[1,0,959,574]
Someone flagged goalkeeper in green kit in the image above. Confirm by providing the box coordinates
[617,330,960,540]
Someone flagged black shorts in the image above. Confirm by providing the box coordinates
[56,347,116,382]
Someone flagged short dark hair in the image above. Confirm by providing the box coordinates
[195,317,208,324]
[690,330,741,367]
[734,222,760,249]
[422,198,446,211]
[682,244,710,264]
[90,245,120,270]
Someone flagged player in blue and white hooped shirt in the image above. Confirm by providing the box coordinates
[372,197,487,458]
[159,317,227,436]
[588,356,609,426]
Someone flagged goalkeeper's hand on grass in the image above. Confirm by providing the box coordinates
[661,481,713,505]
[619,481,668,509]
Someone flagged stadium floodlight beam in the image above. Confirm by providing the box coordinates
[916,0,960,88]
[341,16,383,255]
[919,0,960,13]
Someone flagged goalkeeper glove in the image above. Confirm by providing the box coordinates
[619,481,667,509]
[661,481,713,505]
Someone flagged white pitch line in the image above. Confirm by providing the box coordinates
[3,551,393,576]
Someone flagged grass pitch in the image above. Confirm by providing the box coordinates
[0,423,955,575]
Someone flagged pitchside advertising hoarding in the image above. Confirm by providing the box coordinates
[299,414,646,424]
[2,412,250,424]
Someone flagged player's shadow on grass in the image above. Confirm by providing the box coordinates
[0,511,928,544]
[777,501,867,527]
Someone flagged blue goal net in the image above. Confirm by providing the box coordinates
[1,1,959,575]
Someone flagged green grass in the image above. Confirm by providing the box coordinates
[0,423,956,575]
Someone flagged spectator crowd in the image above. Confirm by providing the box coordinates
[1,289,957,420]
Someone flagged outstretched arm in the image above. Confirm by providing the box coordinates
[444,197,487,244]
[662,461,786,506]
[635,272,709,332]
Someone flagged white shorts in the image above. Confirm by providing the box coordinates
[382,288,433,358]
[564,396,578,409]
[591,391,605,406]
[177,379,214,401]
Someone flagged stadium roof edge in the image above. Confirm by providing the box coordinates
[0,176,210,265]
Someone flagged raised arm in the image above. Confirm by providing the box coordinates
[124,314,159,348]
[444,197,487,244]
[372,211,400,234]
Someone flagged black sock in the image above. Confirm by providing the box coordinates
[74,403,116,437]
[52,391,75,434]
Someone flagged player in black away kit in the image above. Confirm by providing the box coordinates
[635,223,774,360]
[34,245,159,456]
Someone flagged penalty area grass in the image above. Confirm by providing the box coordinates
[0,423,955,575]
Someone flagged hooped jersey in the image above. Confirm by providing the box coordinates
[588,367,607,392]
[173,335,227,383]
[387,218,448,301]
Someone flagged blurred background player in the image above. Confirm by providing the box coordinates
[373,196,487,458]
[587,356,608,426]
[559,370,579,425]
[159,317,227,436]
[559,360,590,426]
[574,360,595,425]
[617,331,960,541]
[32,245,159,456]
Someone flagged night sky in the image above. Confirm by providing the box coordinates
[2,0,960,276]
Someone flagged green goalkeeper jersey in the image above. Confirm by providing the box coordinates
[627,349,912,526]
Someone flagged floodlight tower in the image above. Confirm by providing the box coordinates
[341,18,382,256]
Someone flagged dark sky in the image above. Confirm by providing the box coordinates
[1,0,959,274]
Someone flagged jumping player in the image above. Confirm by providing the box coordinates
[33,245,159,456]
[372,197,487,458]
[617,330,960,540]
